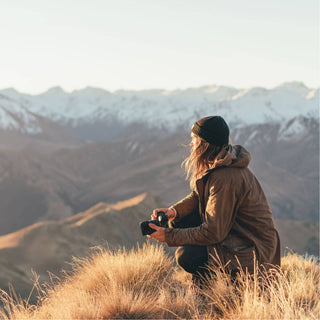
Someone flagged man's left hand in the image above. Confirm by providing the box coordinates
[147,223,166,242]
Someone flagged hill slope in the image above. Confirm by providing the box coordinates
[0,193,161,298]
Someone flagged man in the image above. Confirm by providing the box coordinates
[148,116,280,283]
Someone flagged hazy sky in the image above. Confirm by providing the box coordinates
[0,0,318,93]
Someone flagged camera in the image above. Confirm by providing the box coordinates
[140,211,169,236]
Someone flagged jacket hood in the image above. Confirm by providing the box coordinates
[212,144,251,169]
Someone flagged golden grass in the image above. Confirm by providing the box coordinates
[0,243,319,319]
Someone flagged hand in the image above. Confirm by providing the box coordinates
[151,208,175,220]
[147,224,166,242]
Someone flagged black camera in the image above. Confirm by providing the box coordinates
[140,211,169,236]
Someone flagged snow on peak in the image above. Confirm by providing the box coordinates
[42,86,66,96]
[0,87,20,96]
[232,87,268,100]
[274,81,310,97]
[0,83,318,131]
[0,95,42,134]
[276,81,308,89]
[202,85,240,100]
[306,88,319,100]
[72,86,111,96]
[279,116,308,140]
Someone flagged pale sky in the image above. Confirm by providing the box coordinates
[0,0,319,93]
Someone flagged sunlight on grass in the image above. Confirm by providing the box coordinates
[0,243,319,319]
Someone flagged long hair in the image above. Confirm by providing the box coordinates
[182,136,227,189]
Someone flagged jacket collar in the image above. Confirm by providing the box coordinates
[198,144,251,180]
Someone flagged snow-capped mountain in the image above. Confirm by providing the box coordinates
[0,93,84,150]
[0,93,42,134]
[0,82,318,134]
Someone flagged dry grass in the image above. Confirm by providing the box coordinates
[0,243,319,319]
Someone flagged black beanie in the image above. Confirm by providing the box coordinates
[191,116,229,146]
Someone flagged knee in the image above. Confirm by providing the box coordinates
[175,246,198,274]
[175,247,190,272]
[175,246,186,268]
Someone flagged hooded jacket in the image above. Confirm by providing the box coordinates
[165,145,280,273]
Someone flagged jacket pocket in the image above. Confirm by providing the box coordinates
[221,245,256,274]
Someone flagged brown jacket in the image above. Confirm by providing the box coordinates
[165,145,280,273]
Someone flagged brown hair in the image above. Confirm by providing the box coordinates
[182,135,228,189]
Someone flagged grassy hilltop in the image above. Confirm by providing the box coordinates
[0,243,319,320]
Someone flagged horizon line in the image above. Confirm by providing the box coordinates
[0,80,318,96]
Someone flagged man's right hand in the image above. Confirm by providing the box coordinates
[151,208,175,220]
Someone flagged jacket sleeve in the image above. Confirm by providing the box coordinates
[171,190,199,222]
[165,182,237,246]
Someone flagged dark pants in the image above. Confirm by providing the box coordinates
[175,245,208,277]
[171,213,209,281]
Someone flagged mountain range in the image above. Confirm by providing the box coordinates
[0,81,318,146]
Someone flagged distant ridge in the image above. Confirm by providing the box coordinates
[63,193,149,226]
[0,193,161,300]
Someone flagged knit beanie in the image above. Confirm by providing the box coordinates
[191,116,229,146]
